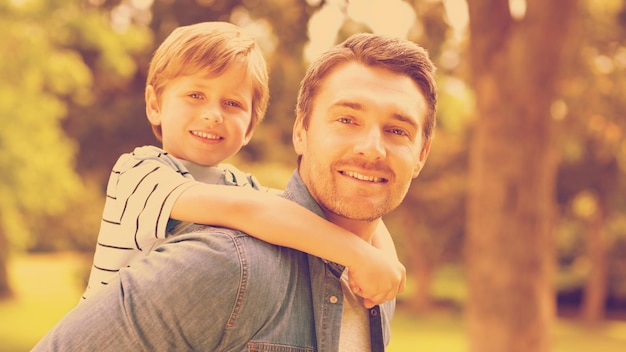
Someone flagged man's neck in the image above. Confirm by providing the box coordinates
[284,171,380,243]
[324,213,380,244]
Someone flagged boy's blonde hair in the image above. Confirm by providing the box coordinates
[146,22,270,140]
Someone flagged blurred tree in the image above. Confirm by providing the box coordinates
[395,0,471,312]
[68,0,313,189]
[238,0,314,167]
[464,1,580,351]
[0,0,87,297]
[0,0,91,297]
[0,0,150,297]
[555,0,626,323]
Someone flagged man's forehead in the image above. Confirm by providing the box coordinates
[318,63,426,123]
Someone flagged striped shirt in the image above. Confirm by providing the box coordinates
[81,145,261,301]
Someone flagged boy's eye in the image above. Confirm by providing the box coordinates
[338,117,353,124]
[189,93,203,100]
[225,100,241,108]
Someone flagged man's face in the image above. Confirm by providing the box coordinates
[293,62,431,224]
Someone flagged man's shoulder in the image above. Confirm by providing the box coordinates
[156,226,305,303]
[169,225,308,276]
[165,225,288,261]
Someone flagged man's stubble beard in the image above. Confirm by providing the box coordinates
[314,174,403,222]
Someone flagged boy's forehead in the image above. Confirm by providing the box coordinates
[168,63,249,84]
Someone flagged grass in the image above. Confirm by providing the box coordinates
[387,309,626,352]
[0,252,86,352]
[387,310,467,351]
[1,253,625,351]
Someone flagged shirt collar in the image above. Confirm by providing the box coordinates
[282,170,325,218]
[283,170,345,277]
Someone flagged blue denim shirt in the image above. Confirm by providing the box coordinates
[33,171,394,351]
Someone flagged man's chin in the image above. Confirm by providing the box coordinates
[330,202,388,222]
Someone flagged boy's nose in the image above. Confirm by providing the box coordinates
[201,109,223,123]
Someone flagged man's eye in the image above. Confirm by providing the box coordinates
[189,93,202,99]
[390,128,408,136]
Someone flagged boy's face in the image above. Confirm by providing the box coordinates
[146,62,254,166]
[293,62,431,226]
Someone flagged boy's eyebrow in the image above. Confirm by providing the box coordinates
[187,81,249,98]
[187,81,210,89]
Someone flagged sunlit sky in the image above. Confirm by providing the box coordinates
[305,0,418,62]
[305,0,529,61]
[100,0,534,63]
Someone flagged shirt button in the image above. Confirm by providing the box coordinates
[329,296,338,304]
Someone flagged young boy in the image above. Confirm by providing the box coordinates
[83,21,404,308]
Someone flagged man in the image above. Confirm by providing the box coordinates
[33,32,437,351]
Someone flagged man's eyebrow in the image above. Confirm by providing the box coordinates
[329,100,363,110]
[330,99,420,129]
[393,112,419,130]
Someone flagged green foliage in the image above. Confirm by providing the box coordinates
[1,2,82,247]
[28,180,105,253]
[0,0,150,250]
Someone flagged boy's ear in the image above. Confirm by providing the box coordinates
[145,85,161,125]
[242,130,254,146]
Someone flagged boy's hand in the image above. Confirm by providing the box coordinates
[347,246,406,308]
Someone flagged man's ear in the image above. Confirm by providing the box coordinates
[145,85,161,125]
[292,116,306,156]
[412,138,432,178]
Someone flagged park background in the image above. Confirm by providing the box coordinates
[1,0,625,351]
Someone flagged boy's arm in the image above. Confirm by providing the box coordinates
[170,183,405,307]
[351,220,406,307]
[371,221,400,261]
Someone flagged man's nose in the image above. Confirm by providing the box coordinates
[353,127,386,159]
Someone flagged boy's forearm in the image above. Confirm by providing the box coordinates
[172,183,405,305]
[372,221,399,260]
[225,188,372,268]
[170,184,370,267]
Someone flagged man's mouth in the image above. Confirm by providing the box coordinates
[191,131,222,140]
[340,170,387,183]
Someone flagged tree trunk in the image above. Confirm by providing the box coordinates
[581,203,608,324]
[388,205,436,312]
[0,227,13,299]
[408,236,434,312]
[465,1,579,351]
